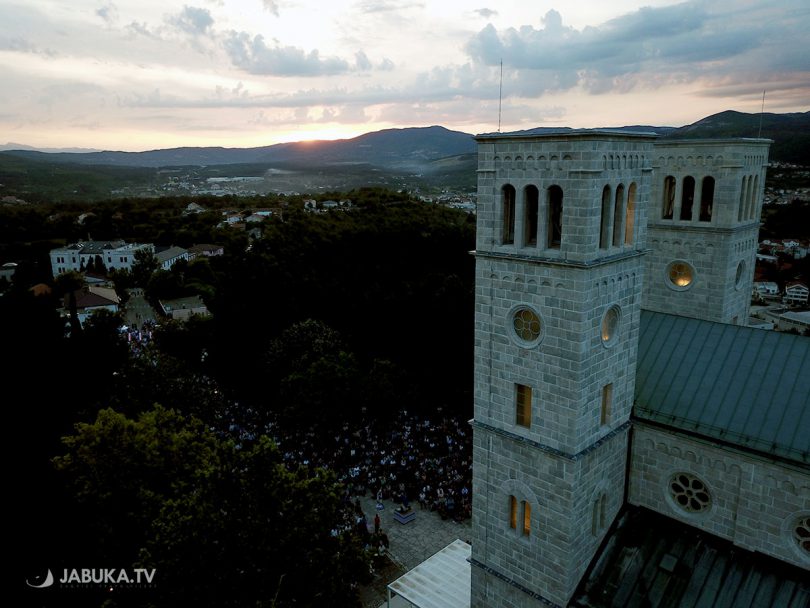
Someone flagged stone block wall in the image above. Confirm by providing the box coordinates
[474,255,642,455]
[470,424,630,606]
[628,423,810,570]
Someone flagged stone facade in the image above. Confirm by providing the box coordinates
[471,132,655,607]
[644,140,770,323]
[629,423,810,570]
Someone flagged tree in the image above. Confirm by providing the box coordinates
[53,270,85,337]
[53,405,369,607]
[131,247,159,287]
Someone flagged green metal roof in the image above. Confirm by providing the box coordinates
[636,311,810,464]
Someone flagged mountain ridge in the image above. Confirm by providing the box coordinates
[2,111,808,170]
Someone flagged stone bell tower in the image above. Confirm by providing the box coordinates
[643,139,770,324]
[470,130,655,607]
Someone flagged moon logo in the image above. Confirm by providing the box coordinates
[26,569,54,588]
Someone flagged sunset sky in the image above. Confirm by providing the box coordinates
[1,0,808,151]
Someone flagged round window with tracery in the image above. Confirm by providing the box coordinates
[669,473,711,513]
[793,516,810,555]
[666,261,695,290]
[511,307,542,346]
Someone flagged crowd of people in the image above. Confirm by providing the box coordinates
[121,319,156,354]
[275,409,473,523]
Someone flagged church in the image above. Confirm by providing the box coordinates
[464,130,810,607]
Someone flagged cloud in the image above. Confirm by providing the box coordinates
[464,1,804,96]
[168,6,215,36]
[356,1,424,14]
[96,2,118,25]
[224,32,351,76]
[355,50,372,71]
[0,36,57,57]
[474,8,497,19]
[262,0,280,16]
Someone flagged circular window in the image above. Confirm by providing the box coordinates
[601,305,621,346]
[510,306,542,346]
[735,261,746,290]
[668,473,711,513]
[666,261,695,291]
[793,516,810,555]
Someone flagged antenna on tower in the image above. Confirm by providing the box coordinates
[497,59,503,133]
[758,90,766,138]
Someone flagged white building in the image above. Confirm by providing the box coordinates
[50,241,153,277]
[785,282,809,305]
[155,246,190,270]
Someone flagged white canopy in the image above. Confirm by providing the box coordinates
[386,539,471,608]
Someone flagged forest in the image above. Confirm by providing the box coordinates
[5,188,476,607]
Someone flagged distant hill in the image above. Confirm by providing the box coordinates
[2,126,477,170]
[664,110,810,164]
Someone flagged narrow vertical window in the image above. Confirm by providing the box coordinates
[509,495,517,529]
[516,384,532,428]
[744,175,754,220]
[521,500,531,536]
[700,176,714,222]
[738,176,747,222]
[625,183,637,245]
[599,185,612,249]
[547,185,563,249]
[600,494,607,530]
[612,184,625,247]
[750,175,759,220]
[663,176,676,219]
[524,185,539,246]
[502,185,516,244]
[601,383,613,426]
[680,176,695,220]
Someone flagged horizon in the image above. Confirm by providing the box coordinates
[2,1,808,152]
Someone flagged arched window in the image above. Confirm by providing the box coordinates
[502,185,516,244]
[524,185,539,246]
[662,176,676,219]
[700,176,714,222]
[750,175,759,220]
[592,493,607,535]
[509,495,517,529]
[599,185,612,249]
[680,176,695,220]
[547,185,563,249]
[521,500,531,536]
[744,176,754,221]
[625,183,637,245]
[613,184,625,247]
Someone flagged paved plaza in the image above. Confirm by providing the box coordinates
[356,494,472,608]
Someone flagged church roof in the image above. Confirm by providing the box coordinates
[572,507,810,608]
[635,311,810,464]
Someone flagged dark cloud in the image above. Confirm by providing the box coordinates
[169,6,215,36]
[224,32,351,76]
[464,1,803,95]
[475,8,497,19]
